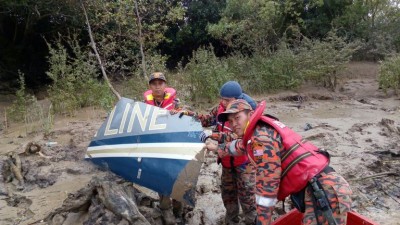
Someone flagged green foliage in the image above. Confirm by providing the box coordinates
[335,0,400,60]
[121,78,149,101]
[6,72,31,122]
[207,0,279,52]
[0,0,84,89]
[379,54,400,94]
[86,0,185,78]
[181,47,234,103]
[6,72,54,134]
[297,31,359,90]
[178,32,357,104]
[225,47,303,94]
[160,0,226,67]
[46,35,115,115]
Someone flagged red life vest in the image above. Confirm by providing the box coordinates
[216,103,249,168]
[143,87,177,110]
[243,101,329,200]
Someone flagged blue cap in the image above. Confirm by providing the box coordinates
[220,81,242,98]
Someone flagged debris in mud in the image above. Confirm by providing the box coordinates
[348,143,400,216]
[24,142,41,154]
[0,159,9,196]
[347,123,373,134]
[44,177,158,225]
[357,98,376,105]
[378,118,400,135]
[304,123,312,131]
[6,152,24,190]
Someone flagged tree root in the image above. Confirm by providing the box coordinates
[0,159,9,196]
[6,152,24,189]
[44,178,151,225]
[24,142,51,159]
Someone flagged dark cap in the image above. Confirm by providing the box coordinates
[217,99,252,122]
[220,81,242,98]
[149,72,166,84]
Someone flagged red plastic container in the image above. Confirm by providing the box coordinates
[271,209,379,225]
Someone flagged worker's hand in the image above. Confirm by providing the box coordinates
[179,110,196,118]
[199,130,212,142]
[205,138,218,154]
[170,109,180,115]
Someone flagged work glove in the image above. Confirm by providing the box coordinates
[199,130,212,142]
[179,110,196,118]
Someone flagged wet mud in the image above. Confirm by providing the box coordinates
[0,62,399,225]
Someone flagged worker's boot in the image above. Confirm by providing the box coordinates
[161,208,176,225]
[225,215,241,225]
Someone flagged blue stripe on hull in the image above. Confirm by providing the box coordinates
[87,157,189,196]
[89,131,202,147]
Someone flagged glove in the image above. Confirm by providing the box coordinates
[199,130,212,142]
[179,110,196,118]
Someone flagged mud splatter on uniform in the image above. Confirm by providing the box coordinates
[217,122,352,225]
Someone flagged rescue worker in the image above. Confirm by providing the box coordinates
[143,72,180,112]
[206,99,352,225]
[198,81,257,225]
[143,72,182,225]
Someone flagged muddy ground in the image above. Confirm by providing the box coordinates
[0,62,399,225]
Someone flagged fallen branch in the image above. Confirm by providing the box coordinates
[349,171,397,182]
[44,178,151,225]
[7,152,24,189]
[372,178,400,205]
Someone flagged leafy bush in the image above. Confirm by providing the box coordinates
[46,35,115,115]
[7,72,30,122]
[181,47,234,104]
[6,72,54,134]
[297,31,359,90]
[379,54,400,94]
[121,78,149,101]
[250,46,302,92]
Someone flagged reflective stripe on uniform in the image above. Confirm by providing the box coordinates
[255,195,277,207]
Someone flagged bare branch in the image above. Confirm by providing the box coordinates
[81,1,121,100]
[134,0,148,80]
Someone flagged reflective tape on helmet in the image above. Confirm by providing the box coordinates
[255,195,277,207]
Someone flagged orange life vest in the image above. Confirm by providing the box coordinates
[143,87,177,110]
[216,104,249,168]
[243,101,329,200]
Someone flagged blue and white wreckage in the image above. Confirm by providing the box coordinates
[85,98,205,206]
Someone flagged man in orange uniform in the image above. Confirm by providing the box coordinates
[143,72,182,225]
[206,99,352,225]
[198,81,257,224]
